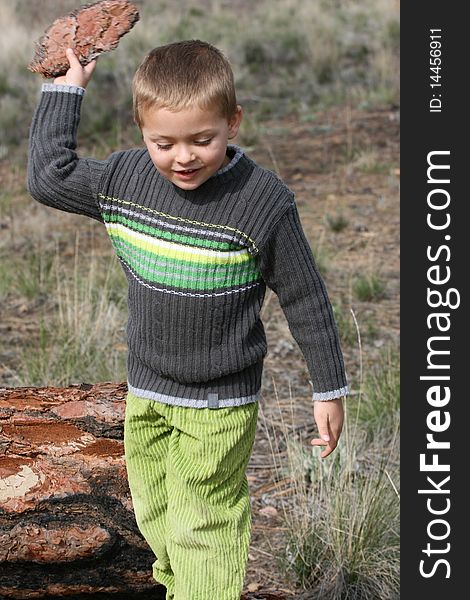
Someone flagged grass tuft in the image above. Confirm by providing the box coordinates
[332,301,357,347]
[325,211,349,233]
[356,345,400,439]
[353,273,386,302]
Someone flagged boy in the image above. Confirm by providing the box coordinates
[28,40,348,600]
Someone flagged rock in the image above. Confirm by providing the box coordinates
[259,505,279,518]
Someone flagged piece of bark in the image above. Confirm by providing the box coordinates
[0,382,164,599]
[28,0,139,78]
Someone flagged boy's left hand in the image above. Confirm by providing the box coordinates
[311,397,344,458]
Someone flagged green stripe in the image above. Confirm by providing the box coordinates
[112,238,256,278]
[112,239,260,290]
[122,256,260,290]
[103,212,240,251]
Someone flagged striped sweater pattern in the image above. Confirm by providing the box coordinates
[99,193,262,296]
[27,84,349,408]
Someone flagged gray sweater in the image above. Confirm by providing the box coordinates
[27,83,348,408]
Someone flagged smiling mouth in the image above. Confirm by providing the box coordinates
[175,168,200,174]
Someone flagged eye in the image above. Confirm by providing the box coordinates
[156,143,172,151]
[194,139,212,146]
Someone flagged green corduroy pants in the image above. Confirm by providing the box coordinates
[123,390,259,600]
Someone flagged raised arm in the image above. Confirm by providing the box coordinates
[27,49,105,221]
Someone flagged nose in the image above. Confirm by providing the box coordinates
[175,145,196,165]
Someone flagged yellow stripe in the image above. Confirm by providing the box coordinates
[106,223,253,266]
[98,193,259,252]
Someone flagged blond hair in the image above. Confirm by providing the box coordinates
[133,40,238,127]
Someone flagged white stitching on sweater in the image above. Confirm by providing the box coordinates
[98,193,259,253]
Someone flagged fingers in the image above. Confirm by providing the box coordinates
[67,48,97,73]
[311,433,337,458]
[84,59,97,76]
[65,47,81,69]
[56,48,97,88]
[317,421,331,443]
[311,398,344,459]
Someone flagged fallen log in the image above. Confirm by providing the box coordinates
[0,383,287,600]
[0,382,164,599]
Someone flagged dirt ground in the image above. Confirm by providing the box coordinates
[0,103,399,598]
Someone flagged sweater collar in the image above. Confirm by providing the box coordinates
[212,144,244,178]
[205,144,254,185]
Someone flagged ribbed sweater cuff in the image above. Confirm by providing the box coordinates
[42,82,86,96]
[312,385,349,401]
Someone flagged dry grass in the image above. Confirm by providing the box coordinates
[257,343,400,599]
[3,232,128,387]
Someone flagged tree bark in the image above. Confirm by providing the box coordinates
[0,383,287,600]
[0,382,164,599]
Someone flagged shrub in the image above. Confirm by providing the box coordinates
[353,273,386,302]
[325,211,349,233]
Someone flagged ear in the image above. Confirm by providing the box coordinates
[228,105,243,139]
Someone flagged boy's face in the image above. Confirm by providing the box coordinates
[140,104,242,190]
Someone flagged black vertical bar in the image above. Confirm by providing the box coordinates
[401,3,467,596]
